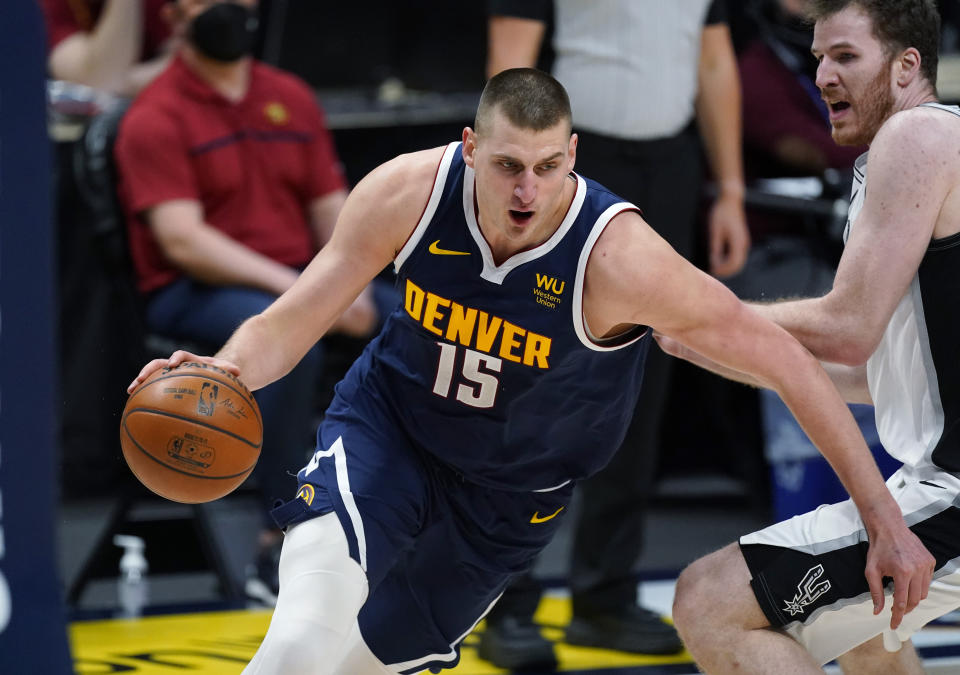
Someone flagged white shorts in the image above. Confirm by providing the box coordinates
[739,465,960,665]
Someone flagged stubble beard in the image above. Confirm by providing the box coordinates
[832,62,896,147]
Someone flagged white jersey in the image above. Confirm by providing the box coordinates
[850,102,960,471]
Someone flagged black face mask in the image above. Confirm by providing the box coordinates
[188,3,259,63]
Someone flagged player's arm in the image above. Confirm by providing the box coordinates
[129,147,444,392]
[757,110,953,364]
[654,332,872,404]
[585,213,933,628]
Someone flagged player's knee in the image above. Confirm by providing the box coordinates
[673,549,729,640]
[264,626,338,674]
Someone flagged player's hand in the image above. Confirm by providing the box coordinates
[864,516,936,630]
[707,194,750,278]
[126,350,241,394]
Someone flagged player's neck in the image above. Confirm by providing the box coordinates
[181,47,252,103]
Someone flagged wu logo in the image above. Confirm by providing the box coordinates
[783,564,831,617]
[535,273,565,295]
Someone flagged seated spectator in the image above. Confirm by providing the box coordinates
[114,0,385,605]
[43,0,176,96]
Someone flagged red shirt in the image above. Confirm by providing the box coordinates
[115,56,347,292]
[42,0,172,59]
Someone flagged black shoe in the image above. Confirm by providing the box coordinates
[244,540,281,607]
[476,616,558,671]
[565,605,684,655]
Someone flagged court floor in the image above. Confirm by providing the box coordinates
[70,580,960,674]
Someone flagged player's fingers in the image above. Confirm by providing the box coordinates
[865,566,884,616]
[905,571,924,614]
[167,350,203,368]
[890,575,908,630]
[127,358,171,393]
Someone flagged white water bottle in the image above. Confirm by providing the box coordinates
[113,534,149,618]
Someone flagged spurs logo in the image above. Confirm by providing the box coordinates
[783,564,831,617]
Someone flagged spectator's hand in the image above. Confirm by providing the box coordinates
[330,285,379,338]
[127,350,241,393]
[864,515,936,630]
[707,194,750,278]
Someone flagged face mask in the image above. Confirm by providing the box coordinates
[188,2,259,63]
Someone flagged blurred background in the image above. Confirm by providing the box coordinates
[6,0,960,671]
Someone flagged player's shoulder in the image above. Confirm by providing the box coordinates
[876,103,960,155]
[348,146,450,220]
[368,145,451,192]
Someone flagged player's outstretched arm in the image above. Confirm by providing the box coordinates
[585,212,934,629]
[127,146,446,393]
[758,109,957,365]
[653,332,872,404]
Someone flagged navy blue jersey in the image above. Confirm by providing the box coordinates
[323,142,650,491]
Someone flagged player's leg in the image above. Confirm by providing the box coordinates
[353,477,575,673]
[244,412,434,672]
[677,469,960,673]
[331,620,396,675]
[835,635,923,675]
[242,513,368,674]
[673,543,823,674]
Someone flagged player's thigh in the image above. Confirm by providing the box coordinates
[276,413,436,591]
[740,469,960,665]
[357,482,575,673]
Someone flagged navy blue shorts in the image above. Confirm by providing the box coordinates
[271,405,573,673]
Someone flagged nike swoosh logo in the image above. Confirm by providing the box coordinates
[530,506,564,524]
[428,240,470,256]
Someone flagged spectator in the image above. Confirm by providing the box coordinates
[43,0,176,96]
[480,0,749,669]
[113,0,381,605]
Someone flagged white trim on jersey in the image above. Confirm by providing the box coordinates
[393,142,461,274]
[386,592,504,673]
[309,435,369,573]
[463,168,587,285]
[571,202,649,351]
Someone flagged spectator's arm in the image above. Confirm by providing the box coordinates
[486,15,546,78]
[696,21,750,277]
[48,0,146,93]
[146,200,300,296]
[308,189,348,248]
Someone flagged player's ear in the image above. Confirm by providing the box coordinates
[462,127,478,168]
[895,47,922,87]
[567,132,578,172]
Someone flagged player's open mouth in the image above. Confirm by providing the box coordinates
[509,210,534,225]
[828,101,851,119]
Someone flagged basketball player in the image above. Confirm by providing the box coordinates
[658,1,960,672]
[129,67,931,674]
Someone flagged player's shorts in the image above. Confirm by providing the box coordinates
[270,404,574,674]
[739,465,960,665]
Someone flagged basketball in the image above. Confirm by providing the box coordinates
[120,362,263,504]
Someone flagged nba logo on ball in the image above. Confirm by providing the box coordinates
[121,364,262,503]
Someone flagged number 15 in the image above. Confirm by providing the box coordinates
[432,342,502,409]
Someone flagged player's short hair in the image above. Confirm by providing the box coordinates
[475,68,572,137]
[807,0,940,87]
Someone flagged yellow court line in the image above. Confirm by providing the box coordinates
[70,597,693,674]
